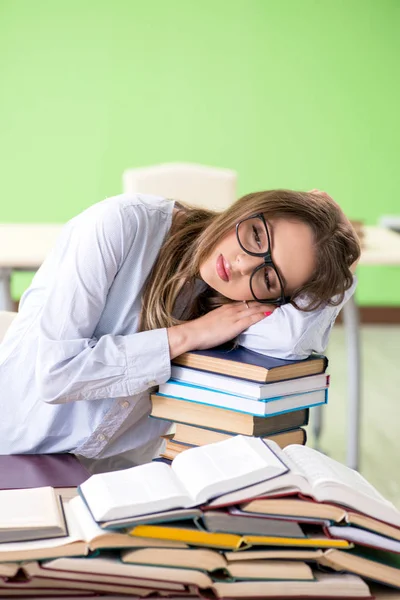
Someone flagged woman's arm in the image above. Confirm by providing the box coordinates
[35,200,172,405]
[238,277,357,360]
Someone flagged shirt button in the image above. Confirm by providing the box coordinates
[120,400,130,409]
[97,433,106,442]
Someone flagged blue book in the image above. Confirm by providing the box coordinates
[157,381,328,417]
[173,345,328,384]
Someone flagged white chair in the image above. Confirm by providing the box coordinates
[0,311,17,343]
[123,162,237,211]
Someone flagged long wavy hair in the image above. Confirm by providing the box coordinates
[139,190,361,332]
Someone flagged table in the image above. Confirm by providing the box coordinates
[0,223,62,310]
[314,226,400,470]
[1,224,400,471]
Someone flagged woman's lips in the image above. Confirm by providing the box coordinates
[216,254,230,282]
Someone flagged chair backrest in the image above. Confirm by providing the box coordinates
[123,162,237,211]
[0,311,17,343]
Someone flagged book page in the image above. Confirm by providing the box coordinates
[284,445,394,507]
[171,435,287,505]
[327,525,400,553]
[68,496,110,544]
[79,462,190,522]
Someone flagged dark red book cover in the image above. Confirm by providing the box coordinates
[0,453,90,489]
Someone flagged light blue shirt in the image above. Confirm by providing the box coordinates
[0,194,356,462]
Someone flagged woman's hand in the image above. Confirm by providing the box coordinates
[167,302,277,358]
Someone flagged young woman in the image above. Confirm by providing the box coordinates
[0,189,360,471]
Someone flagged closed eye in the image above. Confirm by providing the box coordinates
[264,268,271,291]
[252,225,262,249]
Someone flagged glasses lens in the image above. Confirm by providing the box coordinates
[250,263,284,303]
[237,217,269,255]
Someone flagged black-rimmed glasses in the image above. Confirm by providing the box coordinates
[236,213,290,305]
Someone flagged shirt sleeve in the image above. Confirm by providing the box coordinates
[35,200,171,405]
[238,277,358,360]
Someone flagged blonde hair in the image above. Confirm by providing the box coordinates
[139,190,360,332]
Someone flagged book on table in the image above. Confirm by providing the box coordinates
[171,364,330,399]
[78,435,288,525]
[156,381,327,416]
[203,572,371,598]
[207,440,400,529]
[238,497,400,540]
[19,556,190,596]
[0,495,188,562]
[318,547,400,589]
[0,486,66,543]
[0,566,96,597]
[36,553,314,586]
[151,396,309,436]
[126,507,323,540]
[120,545,319,573]
[172,345,327,383]
[161,427,306,460]
[17,556,372,599]
[128,520,352,550]
[169,421,307,448]
[229,503,400,555]
[80,433,400,530]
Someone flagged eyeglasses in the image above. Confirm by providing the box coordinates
[236,213,291,305]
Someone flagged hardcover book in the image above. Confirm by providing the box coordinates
[171,365,330,399]
[173,345,328,383]
[161,428,306,460]
[169,422,307,448]
[150,397,309,436]
[157,381,327,416]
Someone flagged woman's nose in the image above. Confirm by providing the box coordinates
[236,253,261,276]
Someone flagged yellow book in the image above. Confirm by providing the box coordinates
[129,524,351,550]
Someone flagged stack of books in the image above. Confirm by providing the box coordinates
[150,345,330,459]
[1,436,398,598]
[0,436,400,598]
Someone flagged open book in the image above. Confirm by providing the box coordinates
[79,435,287,523]
[240,498,400,542]
[0,495,188,563]
[207,441,400,528]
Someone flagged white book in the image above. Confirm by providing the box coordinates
[158,381,327,416]
[326,525,400,553]
[79,435,287,522]
[171,365,330,399]
[208,441,400,528]
[0,486,66,543]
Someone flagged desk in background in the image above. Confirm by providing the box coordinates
[335,226,400,470]
[0,223,62,311]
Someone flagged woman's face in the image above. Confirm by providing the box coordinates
[199,217,316,303]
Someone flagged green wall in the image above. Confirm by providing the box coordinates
[1,0,399,305]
